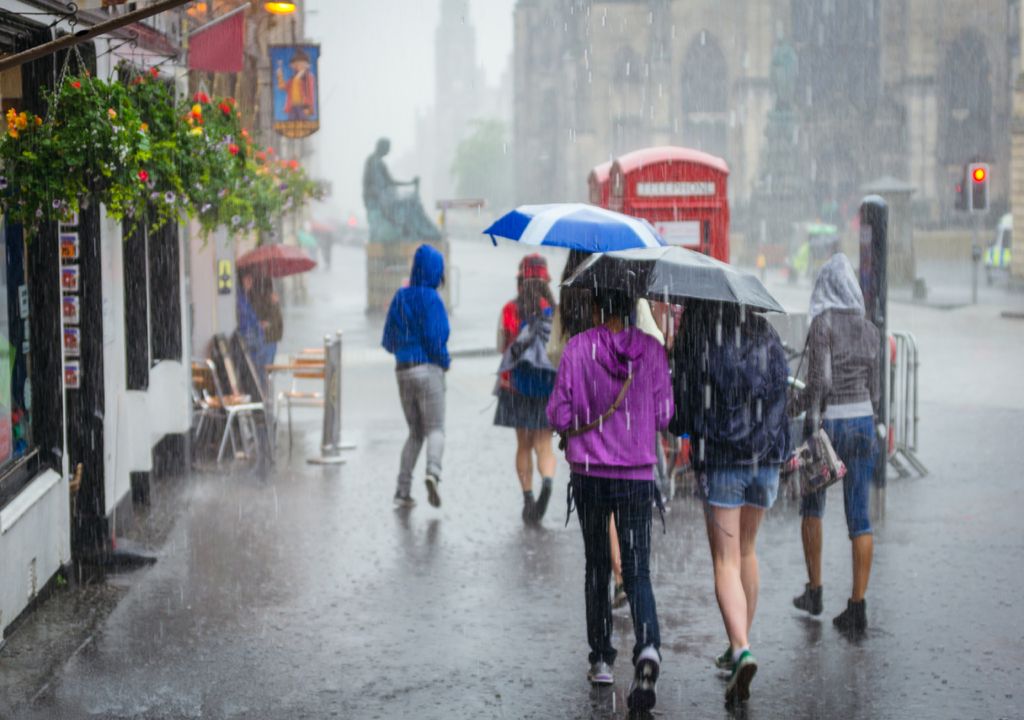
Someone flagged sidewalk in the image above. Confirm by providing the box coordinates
[1,239,1022,719]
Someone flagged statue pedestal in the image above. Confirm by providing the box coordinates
[365,239,451,314]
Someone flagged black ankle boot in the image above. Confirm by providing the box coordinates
[522,491,537,524]
[833,598,867,633]
[534,477,553,521]
[793,584,823,616]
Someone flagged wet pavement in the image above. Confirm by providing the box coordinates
[2,237,1023,719]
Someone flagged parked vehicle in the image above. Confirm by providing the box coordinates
[985,213,1013,285]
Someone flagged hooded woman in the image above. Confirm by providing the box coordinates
[792,253,881,634]
[547,287,673,713]
[382,244,450,509]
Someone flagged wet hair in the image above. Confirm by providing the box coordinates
[559,249,593,338]
[518,277,555,319]
[592,288,634,326]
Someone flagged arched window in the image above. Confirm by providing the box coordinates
[938,30,992,165]
[680,31,729,159]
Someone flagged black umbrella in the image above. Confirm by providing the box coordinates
[565,245,787,313]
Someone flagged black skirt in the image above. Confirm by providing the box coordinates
[493,388,551,430]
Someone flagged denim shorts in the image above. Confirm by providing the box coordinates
[800,416,877,538]
[705,463,780,510]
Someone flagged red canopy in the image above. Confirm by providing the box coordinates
[237,244,316,278]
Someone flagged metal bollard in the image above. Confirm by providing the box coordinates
[308,331,356,465]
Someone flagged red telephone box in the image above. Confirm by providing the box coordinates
[606,146,730,262]
[587,160,612,207]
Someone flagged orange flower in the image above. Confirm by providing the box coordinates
[191,103,203,120]
[34,116,42,126]
[71,80,82,89]
[107,108,118,121]
[139,122,149,133]
[255,150,266,162]
[7,128,18,139]
[228,143,240,156]
[287,159,299,171]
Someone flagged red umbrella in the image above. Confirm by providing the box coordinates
[236,244,317,278]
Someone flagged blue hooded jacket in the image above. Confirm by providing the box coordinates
[382,244,451,370]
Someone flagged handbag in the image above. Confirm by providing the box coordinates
[796,428,847,496]
[558,375,634,452]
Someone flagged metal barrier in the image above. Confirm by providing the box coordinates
[308,331,356,465]
[887,331,927,478]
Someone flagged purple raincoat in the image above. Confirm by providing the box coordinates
[547,325,673,480]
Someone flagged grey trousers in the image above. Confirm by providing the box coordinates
[396,364,446,493]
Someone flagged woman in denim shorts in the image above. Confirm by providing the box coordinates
[793,254,881,634]
[670,301,790,706]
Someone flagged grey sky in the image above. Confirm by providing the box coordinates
[305,0,516,219]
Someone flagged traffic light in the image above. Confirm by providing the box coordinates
[967,162,989,212]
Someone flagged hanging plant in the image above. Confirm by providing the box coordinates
[0,65,325,239]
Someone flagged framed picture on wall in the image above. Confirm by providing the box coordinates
[64,361,81,390]
[63,327,80,358]
[59,233,79,261]
[62,295,79,324]
[61,265,79,293]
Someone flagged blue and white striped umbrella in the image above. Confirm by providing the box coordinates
[483,203,666,252]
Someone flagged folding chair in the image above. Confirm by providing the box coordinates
[276,350,325,455]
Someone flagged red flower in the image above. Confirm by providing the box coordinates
[228,143,240,156]
[193,91,210,104]
[149,67,159,78]
[219,101,232,116]
[226,97,237,107]
[71,80,81,89]
[138,169,149,183]
[287,160,299,171]
[255,151,267,162]
[265,146,275,155]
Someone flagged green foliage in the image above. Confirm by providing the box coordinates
[450,118,514,209]
[0,67,323,240]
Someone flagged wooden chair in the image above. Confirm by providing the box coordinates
[274,350,326,454]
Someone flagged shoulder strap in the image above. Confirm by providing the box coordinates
[565,374,634,439]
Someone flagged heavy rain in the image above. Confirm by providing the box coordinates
[0,1,1022,719]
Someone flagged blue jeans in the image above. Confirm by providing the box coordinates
[800,416,877,538]
[570,474,660,667]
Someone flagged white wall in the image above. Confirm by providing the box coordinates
[100,215,191,517]
[189,225,237,358]
[0,469,69,639]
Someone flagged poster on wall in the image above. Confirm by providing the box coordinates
[63,327,80,358]
[61,265,80,292]
[270,44,320,138]
[64,361,81,390]
[62,295,79,324]
[60,232,79,261]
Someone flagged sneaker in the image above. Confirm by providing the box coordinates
[627,646,659,712]
[534,477,553,521]
[833,598,867,634]
[793,583,823,616]
[587,660,614,686]
[714,646,733,671]
[612,582,628,609]
[521,491,537,524]
[424,474,441,508]
[725,650,757,705]
[393,490,415,508]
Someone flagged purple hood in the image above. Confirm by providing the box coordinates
[547,326,673,481]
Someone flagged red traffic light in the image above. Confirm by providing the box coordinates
[972,167,987,183]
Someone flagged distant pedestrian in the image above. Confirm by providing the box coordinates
[548,287,673,713]
[670,300,789,706]
[237,270,274,384]
[495,254,558,524]
[382,244,450,509]
[792,253,881,634]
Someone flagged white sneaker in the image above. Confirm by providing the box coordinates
[627,646,660,711]
[587,660,614,686]
[424,474,441,508]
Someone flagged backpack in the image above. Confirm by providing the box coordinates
[500,314,556,398]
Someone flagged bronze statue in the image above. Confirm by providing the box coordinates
[363,138,441,243]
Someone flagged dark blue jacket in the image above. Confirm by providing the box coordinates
[670,310,789,468]
[382,244,451,370]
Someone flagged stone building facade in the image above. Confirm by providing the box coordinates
[514,0,1016,230]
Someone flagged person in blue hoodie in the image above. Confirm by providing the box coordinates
[382,244,451,508]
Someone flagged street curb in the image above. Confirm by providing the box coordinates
[450,347,499,359]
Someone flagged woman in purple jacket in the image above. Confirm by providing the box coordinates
[547,289,673,714]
